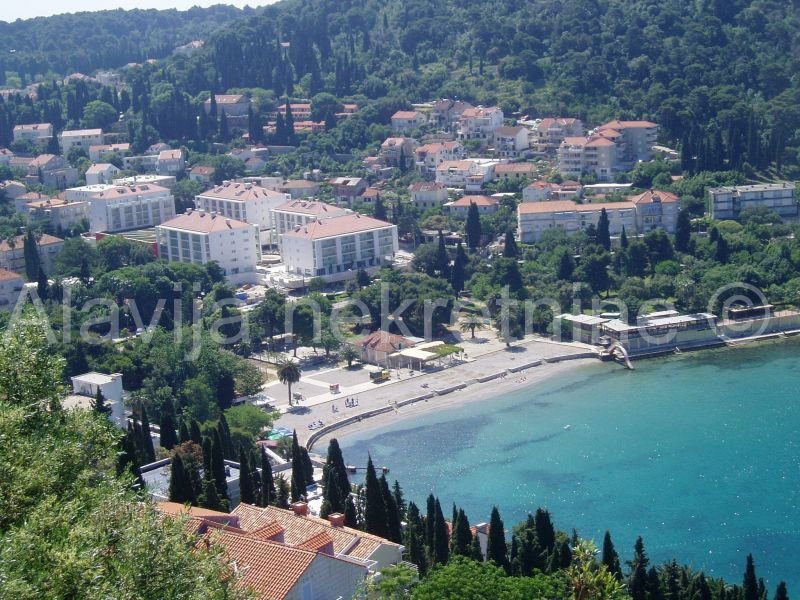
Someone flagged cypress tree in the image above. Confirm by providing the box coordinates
[487,506,509,573]
[36,267,49,301]
[466,201,481,250]
[218,108,229,141]
[363,455,388,538]
[285,103,295,143]
[259,448,275,507]
[91,387,111,416]
[403,502,428,576]
[503,229,518,258]
[116,430,144,488]
[178,419,190,444]
[436,230,450,279]
[425,494,435,551]
[451,241,467,294]
[379,474,402,543]
[597,207,611,250]
[218,413,235,459]
[23,229,40,281]
[647,566,665,600]
[300,446,315,487]
[275,474,290,508]
[202,437,212,477]
[557,248,575,281]
[558,538,572,569]
[344,494,358,528]
[628,537,650,600]
[211,429,229,504]
[140,407,155,463]
[374,195,388,221]
[675,210,691,253]
[534,508,555,552]
[189,419,202,446]
[602,530,622,580]
[238,446,255,505]
[322,439,349,513]
[715,234,729,264]
[451,508,472,556]
[159,401,178,450]
[168,453,195,504]
[620,225,629,248]
[392,480,406,520]
[320,470,340,519]
[290,430,306,501]
[432,498,449,566]
[743,554,759,600]
[470,535,484,562]
[774,582,789,600]
[201,476,224,511]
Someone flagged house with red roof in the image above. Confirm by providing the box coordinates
[390,110,425,134]
[445,194,499,216]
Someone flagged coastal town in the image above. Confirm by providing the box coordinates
[2,1,800,598]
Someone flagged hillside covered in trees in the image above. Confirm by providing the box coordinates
[0,5,249,78]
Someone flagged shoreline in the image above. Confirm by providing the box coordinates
[308,357,598,450]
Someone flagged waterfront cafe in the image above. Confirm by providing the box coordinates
[599,311,719,356]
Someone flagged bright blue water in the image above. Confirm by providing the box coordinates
[341,341,800,591]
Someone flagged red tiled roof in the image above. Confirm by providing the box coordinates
[495,163,536,174]
[0,267,22,281]
[391,111,421,120]
[599,120,657,130]
[159,211,252,233]
[273,200,346,217]
[358,330,415,354]
[630,189,678,204]
[448,195,497,207]
[0,233,63,253]
[199,182,285,202]
[409,182,445,192]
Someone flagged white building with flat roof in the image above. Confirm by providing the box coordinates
[195,181,290,245]
[281,213,398,282]
[156,210,261,283]
[270,200,349,248]
[70,183,175,233]
[85,163,120,185]
[13,123,53,148]
[709,182,798,220]
[68,372,125,428]
[59,129,104,155]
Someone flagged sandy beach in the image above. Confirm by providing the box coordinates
[270,335,602,451]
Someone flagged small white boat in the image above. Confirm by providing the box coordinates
[563,424,572,431]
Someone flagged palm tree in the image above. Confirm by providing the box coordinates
[459,314,489,339]
[340,345,359,368]
[276,359,302,406]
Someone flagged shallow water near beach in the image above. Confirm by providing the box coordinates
[341,340,800,590]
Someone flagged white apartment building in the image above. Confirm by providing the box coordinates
[0,268,24,308]
[59,129,104,154]
[89,143,130,162]
[531,118,583,153]
[390,110,425,134]
[270,200,349,247]
[112,174,176,189]
[156,210,261,283]
[414,141,464,173]
[493,126,530,158]
[435,160,480,187]
[281,213,398,282]
[13,123,53,148]
[69,372,125,428]
[85,163,119,185]
[596,120,657,166]
[446,195,498,216]
[69,183,175,233]
[457,107,504,142]
[709,183,798,220]
[409,181,449,210]
[156,149,185,176]
[26,197,89,231]
[517,189,679,242]
[195,181,290,245]
[557,136,620,182]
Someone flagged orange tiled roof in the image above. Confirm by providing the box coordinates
[448,195,497,207]
[282,213,392,240]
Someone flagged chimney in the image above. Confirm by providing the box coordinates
[328,513,345,527]
[186,207,193,215]
[291,502,309,517]
[199,209,205,216]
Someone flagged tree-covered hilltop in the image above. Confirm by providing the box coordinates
[159,0,799,165]
[0,5,250,78]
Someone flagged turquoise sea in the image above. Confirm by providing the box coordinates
[341,340,800,590]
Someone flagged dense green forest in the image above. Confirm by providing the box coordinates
[0,5,249,78]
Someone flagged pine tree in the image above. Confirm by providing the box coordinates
[159,401,178,450]
[259,448,275,507]
[675,210,691,253]
[211,429,229,506]
[140,407,155,463]
[628,537,650,600]
[432,498,449,566]
[503,229,518,258]
[602,531,622,580]
[238,446,255,505]
[451,241,467,294]
[487,506,509,573]
[91,387,112,416]
[436,230,450,279]
[363,455,388,538]
[466,201,481,250]
[647,566,665,600]
[380,474,402,543]
[743,554,759,600]
[597,208,611,250]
